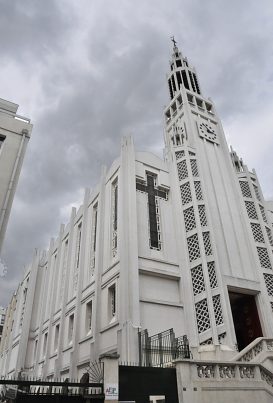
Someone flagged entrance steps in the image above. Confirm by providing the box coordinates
[232,337,273,372]
[174,339,273,403]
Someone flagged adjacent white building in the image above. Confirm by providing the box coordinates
[0,98,32,253]
[1,44,273,391]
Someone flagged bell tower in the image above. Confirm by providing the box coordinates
[163,40,273,351]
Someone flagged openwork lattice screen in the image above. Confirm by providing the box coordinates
[177,160,188,180]
[183,206,196,232]
[264,273,273,296]
[195,299,211,333]
[212,295,224,325]
[187,234,201,262]
[180,182,192,205]
[239,181,252,198]
[251,223,265,243]
[208,261,218,289]
[194,181,203,201]
[253,184,261,201]
[259,205,268,223]
[191,265,205,295]
[245,201,258,220]
[175,150,185,160]
[198,205,207,226]
[203,232,213,256]
[190,159,199,177]
[257,247,272,269]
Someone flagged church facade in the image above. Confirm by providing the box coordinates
[1,43,273,396]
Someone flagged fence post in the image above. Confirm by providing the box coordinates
[100,353,119,403]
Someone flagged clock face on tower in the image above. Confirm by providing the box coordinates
[199,122,218,143]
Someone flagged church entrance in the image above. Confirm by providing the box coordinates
[229,292,263,351]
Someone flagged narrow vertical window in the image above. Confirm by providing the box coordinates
[59,239,68,303]
[0,135,5,150]
[90,203,98,274]
[68,314,74,344]
[108,284,116,320]
[54,324,60,352]
[33,339,38,363]
[20,278,29,327]
[86,301,93,334]
[73,224,82,292]
[43,332,48,357]
[76,223,82,268]
[112,180,118,258]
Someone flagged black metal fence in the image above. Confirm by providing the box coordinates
[0,373,104,402]
[138,328,190,367]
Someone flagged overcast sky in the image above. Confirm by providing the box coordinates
[0,0,273,306]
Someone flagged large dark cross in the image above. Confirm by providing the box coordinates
[136,173,168,249]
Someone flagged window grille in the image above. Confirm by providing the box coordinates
[191,265,206,295]
[253,184,261,201]
[264,273,273,296]
[195,298,211,333]
[259,205,268,223]
[271,302,273,312]
[189,151,196,156]
[251,223,265,243]
[245,201,258,220]
[190,159,199,177]
[175,150,185,160]
[239,181,252,198]
[208,261,218,288]
[177,160,188,180]
[203,232,213,255]
[194,181,203,201]
[180,182,192,205]
[257,247,272,269]
[212,295,224,325]
[183,206,196,232]
[198,205,207,226]
[187,234,201,262]
[266,227,273,247]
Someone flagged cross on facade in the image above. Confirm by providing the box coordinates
[171,36,177,48]
[136,173,168,249]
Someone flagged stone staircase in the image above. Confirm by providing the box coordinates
[174,339,273,403]
[233,337,273,372]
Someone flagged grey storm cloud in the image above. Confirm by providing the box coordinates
[1,0,273,305]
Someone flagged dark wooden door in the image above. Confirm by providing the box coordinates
[229,292,263,351]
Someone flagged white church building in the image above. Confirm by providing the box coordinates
[1,42,273,402]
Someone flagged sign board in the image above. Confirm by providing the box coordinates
[105,383,118,400]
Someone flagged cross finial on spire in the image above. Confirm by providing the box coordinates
[171,36,177,48]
